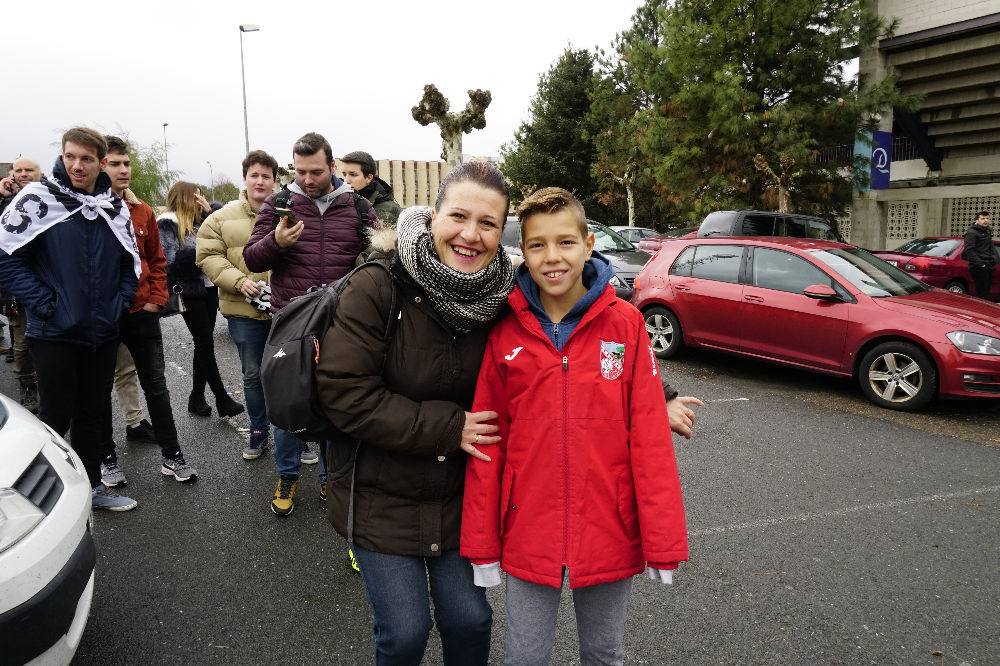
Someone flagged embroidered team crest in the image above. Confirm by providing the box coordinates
[600,341,625,380]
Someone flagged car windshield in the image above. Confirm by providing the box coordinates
[893,238,961,257]
[588,224,636,252]
[809,247,930,297]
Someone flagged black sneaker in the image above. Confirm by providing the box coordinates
[126,419,155,442]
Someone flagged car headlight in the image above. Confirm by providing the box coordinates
[947,331,1000,356]
[609,274,626,289]
[0,488,45,553]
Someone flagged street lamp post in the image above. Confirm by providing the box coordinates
[239,24,260,154]
[206,160,214,202]
[162,122,170,185]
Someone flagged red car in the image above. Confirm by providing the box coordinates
[872,236,1000,298]
[632,237,1000,411]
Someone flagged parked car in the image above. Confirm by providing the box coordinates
[610,226,660,244]
[637,227,699,253]
[632,237,1000,411]
[871,236,1000,298]
[697,210,846,243]
[501,217,651,298]
[0,394,94,665]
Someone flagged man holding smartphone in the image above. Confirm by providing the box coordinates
[244,132,379,517]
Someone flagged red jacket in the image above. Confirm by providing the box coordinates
[124,190,169,313]
[461,285,688,589]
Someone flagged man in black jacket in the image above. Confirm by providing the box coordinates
[962,211,996,299]
[0,128,140,511]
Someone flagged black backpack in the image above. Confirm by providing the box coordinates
[260,262,398,442]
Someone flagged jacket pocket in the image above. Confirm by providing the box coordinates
[500,466,517,536]
[616,470,640,541]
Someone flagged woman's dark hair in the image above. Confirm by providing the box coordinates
[434,160,510,215]
[242,150,279,178]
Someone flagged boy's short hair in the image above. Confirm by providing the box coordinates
[976,211,990,218]
[517,187,588,238]
[242,150,279,178]
[104,135,129,155]
[341,151,377,177]
[62,127,108,160]
[293,132,333,163]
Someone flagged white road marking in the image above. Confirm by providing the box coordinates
[691,484,1000,537]
[705,397,750,403]
[168,361,187,376]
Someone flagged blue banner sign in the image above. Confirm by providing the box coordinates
[870,131,892,190]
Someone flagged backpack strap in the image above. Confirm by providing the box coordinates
[270,186,293,228]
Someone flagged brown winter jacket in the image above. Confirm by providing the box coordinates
[315,230,493,557]
[124,189,169,314]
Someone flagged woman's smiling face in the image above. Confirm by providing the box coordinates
[430,180,506,273]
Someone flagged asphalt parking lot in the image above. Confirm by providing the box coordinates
[3,314,997,665]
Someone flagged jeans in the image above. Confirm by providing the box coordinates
[113,344,144,426]
[970,264,994,299]
[226,316,271,432]
[30,338,118,487]
[504,572,633,666]
[352,545,492,666]
[104,310,182,460]
[179,287,228,401]
[273,429,326,482]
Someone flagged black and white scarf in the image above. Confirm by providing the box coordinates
[396,206,513,333]
[0,176,141,277]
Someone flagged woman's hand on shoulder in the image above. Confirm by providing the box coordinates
[460,411,500,462]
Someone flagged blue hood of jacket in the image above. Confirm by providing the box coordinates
[516,251,614,351]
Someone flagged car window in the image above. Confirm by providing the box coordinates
[501,220,521,247]
[753,248,833,294]
[741,213,775,236]
[810,247,929,297]
[670,246,696,276]
[807,220,838,241]
[894,238,961,256]
[588,224,636,252]
[690,245,743,283]
[698,212,737,237]
[779,216,809,238]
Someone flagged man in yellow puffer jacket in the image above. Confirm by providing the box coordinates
[197,150,279,462]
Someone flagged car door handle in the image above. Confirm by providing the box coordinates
[674,284,691,292]
[743,294,764,303]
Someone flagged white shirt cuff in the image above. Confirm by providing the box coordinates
[645,567,674,585]
[472,561,502,588]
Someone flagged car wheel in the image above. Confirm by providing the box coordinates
[644,306,683,359]
[945,280,967,294]
[858,341,937,411]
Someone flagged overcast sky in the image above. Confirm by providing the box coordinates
[4,0,644,188]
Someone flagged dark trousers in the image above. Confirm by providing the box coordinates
[970,265,994,299]
[179,287,227,401]
[30,338,118,487]
[102,310,181,461]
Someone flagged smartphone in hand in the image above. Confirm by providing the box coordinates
[274,207,298,224]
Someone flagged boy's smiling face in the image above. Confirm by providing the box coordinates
[521,209,595,311]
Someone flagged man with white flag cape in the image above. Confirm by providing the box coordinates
[0,127,141,511]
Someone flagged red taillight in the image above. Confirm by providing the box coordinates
[634,276,642,291]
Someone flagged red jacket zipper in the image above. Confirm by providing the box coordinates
[562,354,569,567]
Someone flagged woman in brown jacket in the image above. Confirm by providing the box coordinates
[316,161,514,665]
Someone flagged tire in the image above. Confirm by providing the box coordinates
[644,306,683,359]
[944,280,967,294]
[858,341,937,411]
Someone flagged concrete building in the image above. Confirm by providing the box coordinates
[850,1,1000,249]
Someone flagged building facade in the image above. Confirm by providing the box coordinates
[850,1,1000,249]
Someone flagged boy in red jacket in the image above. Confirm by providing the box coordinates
[461,187,688,664]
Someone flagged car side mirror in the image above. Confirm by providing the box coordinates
[803,284,840,301]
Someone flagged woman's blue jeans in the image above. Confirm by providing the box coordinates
[352,545,492,665]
